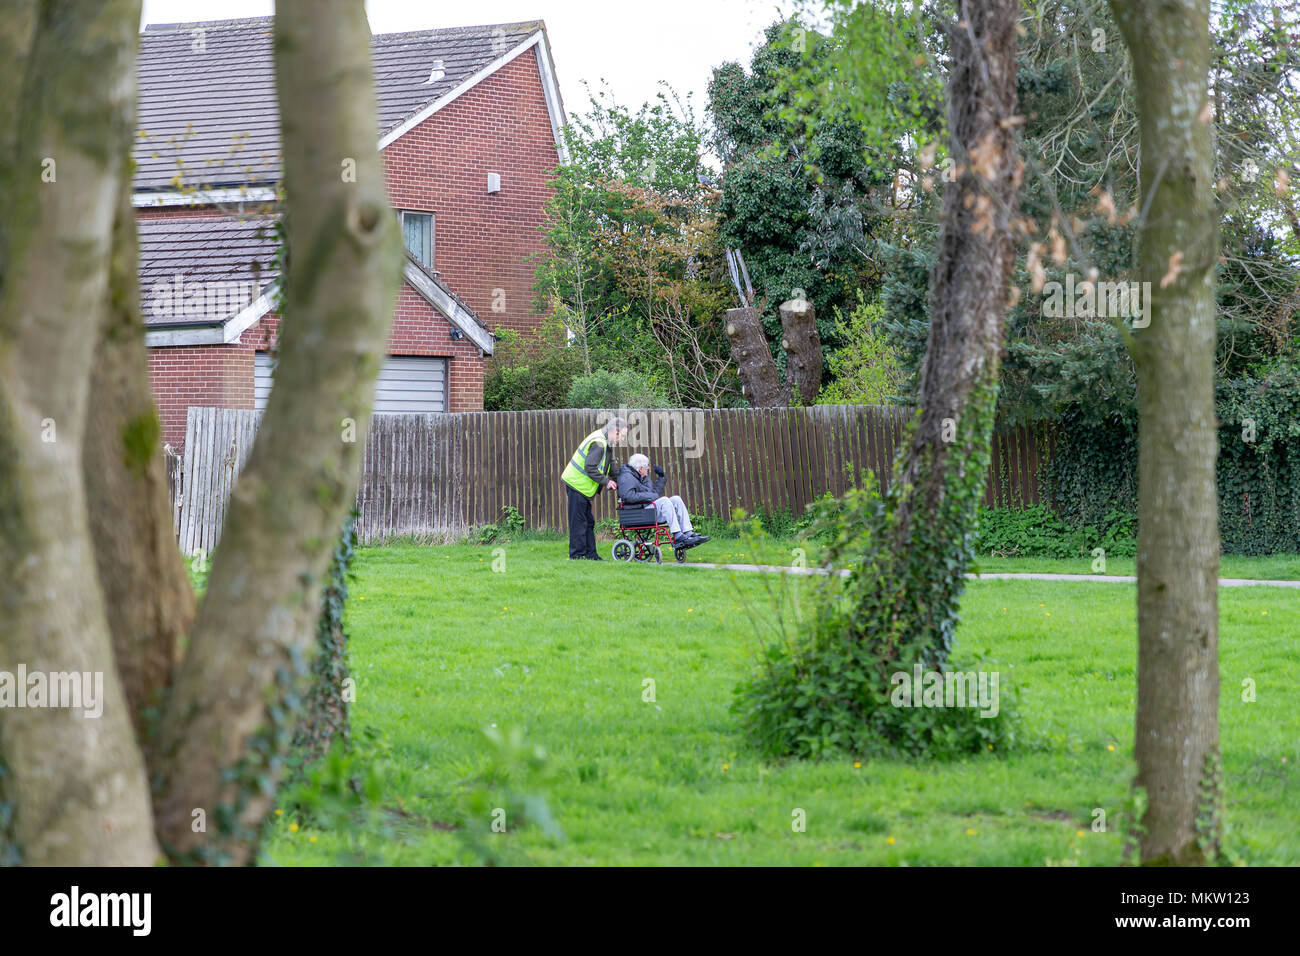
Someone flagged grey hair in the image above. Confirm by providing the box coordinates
[628,453,650,470]
[602,417,627,435]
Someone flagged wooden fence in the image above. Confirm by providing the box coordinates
[169,405,1050,554]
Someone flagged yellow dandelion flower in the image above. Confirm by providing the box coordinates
[965,828,976,836]
[1076,830,1085,838]
[289,823,299,833]
[309,835,318,843]
[1107,744,1116,752]
[853,761,862,769]
[275,809,283,816]
[886,836,895,845]
[722,763,729,771]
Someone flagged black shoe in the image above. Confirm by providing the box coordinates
[675,532,697,545]
[591,554,604,561]
[688,534,709,545]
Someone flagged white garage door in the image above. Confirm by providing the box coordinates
[255,352,447,413]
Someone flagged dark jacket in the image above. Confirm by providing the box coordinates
[617,463,666,505]
[583,440,615,494]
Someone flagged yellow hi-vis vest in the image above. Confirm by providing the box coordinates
[561,428,610,497]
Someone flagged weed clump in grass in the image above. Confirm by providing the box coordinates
[732,451,1023,761]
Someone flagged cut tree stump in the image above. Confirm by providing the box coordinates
[779,298,822,405]
[725,306,784,407]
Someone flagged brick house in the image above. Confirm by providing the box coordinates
[136,16,567,446]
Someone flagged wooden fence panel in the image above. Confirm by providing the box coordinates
[169,404,1051,553]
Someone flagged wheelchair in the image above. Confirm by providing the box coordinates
[610,498,690,564]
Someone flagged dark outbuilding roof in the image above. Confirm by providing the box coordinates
[138,216,278,327]
[135,17,544,192]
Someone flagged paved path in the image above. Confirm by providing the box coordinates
[667,562,1300,588]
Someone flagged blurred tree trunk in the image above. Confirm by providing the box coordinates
[151,0,404,864]
[0,0,160,865]
[1,0,400,867]
[1109,0,1222,866]
[83,127,196,756]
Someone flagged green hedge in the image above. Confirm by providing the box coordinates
[1041,369,1300,555]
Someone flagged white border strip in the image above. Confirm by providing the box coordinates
[402,261,494,354]
[133,186,277,208]
[533,36,569,162]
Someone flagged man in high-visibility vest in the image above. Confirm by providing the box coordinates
[560,416,626,560]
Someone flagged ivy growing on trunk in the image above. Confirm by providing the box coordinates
[734,0,1024,760]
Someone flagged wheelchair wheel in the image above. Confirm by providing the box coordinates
[611,539,633,562]
[650,545,662,564]
[675,547,686,563]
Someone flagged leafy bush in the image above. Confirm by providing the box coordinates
[973,505,1136,558]
[466,506,528,544]
[566,367,668,409]
[731,488,1022,760]
[484,325,583,411]
[735,638,1022,760]
[817,292,905,405]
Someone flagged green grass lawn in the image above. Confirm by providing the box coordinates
[591,525,1300,581]
[262,540,1299,866]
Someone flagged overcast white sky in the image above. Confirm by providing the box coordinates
[140,0,827,125]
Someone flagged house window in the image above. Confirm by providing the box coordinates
[401,211,433,268]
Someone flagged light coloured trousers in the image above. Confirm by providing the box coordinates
[654,495,694,535]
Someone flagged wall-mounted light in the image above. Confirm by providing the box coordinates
[450,329,464,341]
[487,172,501,194]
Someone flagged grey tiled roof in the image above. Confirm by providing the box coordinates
[138,216,488,335]
[136,17,543,192]
[139,216,279,326]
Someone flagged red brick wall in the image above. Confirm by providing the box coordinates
[381,49,559,339]
[152,289,485,448]
[143,44,557,446]
[149,341,254,448]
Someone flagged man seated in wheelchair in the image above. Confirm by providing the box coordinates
[616,454,710,548]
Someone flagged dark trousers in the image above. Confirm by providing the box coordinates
[566,484,598,559]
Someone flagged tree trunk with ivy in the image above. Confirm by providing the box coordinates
[737,0,1021,758]
[1109,0,1221,866]
[291,514,358,766]
[856,0,1022,668]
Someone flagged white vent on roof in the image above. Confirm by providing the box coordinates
[487,172,501,194]
[424,60,445,84]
